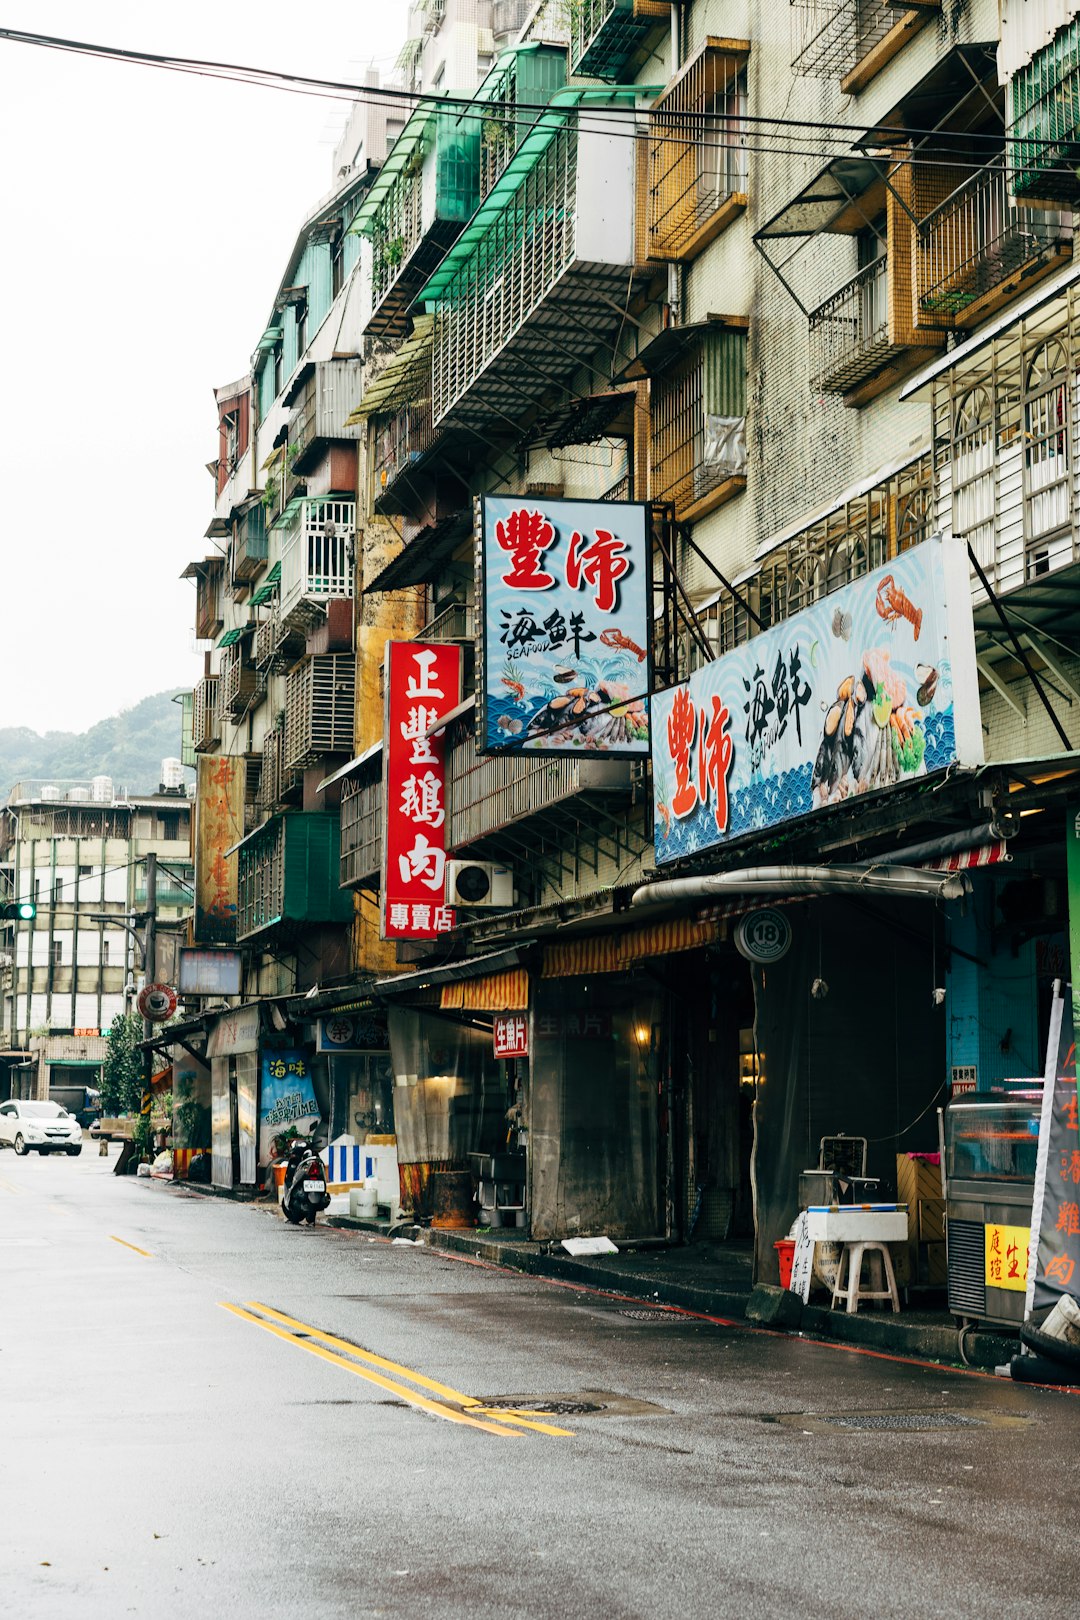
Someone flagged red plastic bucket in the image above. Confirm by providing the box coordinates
[774,1238,796,1290]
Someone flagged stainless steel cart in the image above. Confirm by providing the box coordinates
[944,1091,1041,1328]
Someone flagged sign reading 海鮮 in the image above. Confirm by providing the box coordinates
[650,535,982,864]
[479,495,651,757]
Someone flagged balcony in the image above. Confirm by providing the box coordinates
[253,604,302,674]
[183,557,225,642]
[422,88,646,436]
[790,0,937,94]
[644,322,747,522]
[284,654,356,770]
[917,164,1072,328]
[415,600,474,643]
[809,257,905,396]
[230,503,268,585]
[1009,16,1080,204]
[276,497,354,634]
[340,770,383,888]
[256,722,301,814]
[354,99,480,342]
[475,44,566,202]
[286,360,365,475]
[192,677,220,752]
[373,394,435,514]
[220,639,261,721]
[236,813,353,942]
[571,0,670,80]
[647,40,749,263]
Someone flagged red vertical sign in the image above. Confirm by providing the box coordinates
[382,641,462,941]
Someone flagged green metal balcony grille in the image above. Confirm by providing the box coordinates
[1009,16,1080,202]
[473,44,567,200]
[236,812,352,940]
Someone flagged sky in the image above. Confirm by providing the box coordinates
[0,1,412,735]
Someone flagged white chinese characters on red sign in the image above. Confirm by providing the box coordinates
[493,1014,529,1059]
[382,641,462,941]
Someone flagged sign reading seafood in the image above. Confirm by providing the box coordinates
[479,495,651,757]
[650,535,982,864]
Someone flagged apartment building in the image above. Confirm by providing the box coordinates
[0,773,192,1103]
[180,0,1080,1285]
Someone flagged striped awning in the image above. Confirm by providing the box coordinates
[541,915,722,979]
[926,840,1008,873]
[440,968,529,1012]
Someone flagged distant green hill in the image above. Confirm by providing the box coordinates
[0,691,191,798]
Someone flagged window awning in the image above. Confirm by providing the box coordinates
[217,627,243,648]
[363,510,471,593]
[346,317,434,423]
[618,316,747,382]
[541,914,723,977]
[180,556,223,581]
[526,389,635,448]
[754,155,889,241]
[316,741,383,794]
[249,582,277,607]
[374,945,533,999]
[264,560,281,586]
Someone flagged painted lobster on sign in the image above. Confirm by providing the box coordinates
[875,574,923,640]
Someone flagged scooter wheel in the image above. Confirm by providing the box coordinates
[283,1203,303,1224]
[305,1212,317,1225]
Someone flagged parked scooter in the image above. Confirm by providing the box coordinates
[280,1137,331,1225]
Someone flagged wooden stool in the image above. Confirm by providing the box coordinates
[830,1240,900,1314]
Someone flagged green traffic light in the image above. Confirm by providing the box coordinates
[16,901,36,920]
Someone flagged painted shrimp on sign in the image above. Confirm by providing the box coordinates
[382,640,462,942]
[479,495,651,757]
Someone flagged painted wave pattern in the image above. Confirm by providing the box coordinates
[654,705,958,864]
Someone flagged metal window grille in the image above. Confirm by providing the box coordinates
[1024,338,1073,576]
[192,677,220,751]
[237,820,286,939]
[650,328,746,519]
[476,45,566,202]
[648,48,748,262]
[570,0,669,79]
[374,395,434,496]
[283,654,356,770]
[1009,15,1080,203]
[340,773,383,886]
[194,568,223,641]
[949,385,997,577]
[220,641,259,718]
[917,162,1072,323]
[808,256,890,394]
[789,0,909,78]
[755,454,931,634]
[417,601,475,642]
[446,724,628,848]
[432,121,578,423]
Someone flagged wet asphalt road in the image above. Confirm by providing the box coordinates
[1,1149,1078,1620]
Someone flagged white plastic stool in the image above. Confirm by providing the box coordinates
[830,1240,900,1314]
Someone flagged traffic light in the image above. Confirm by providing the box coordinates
[1,901,36,921]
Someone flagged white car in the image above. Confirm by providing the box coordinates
[0,1100,83,1156]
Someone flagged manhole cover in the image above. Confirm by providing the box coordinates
[769,1408,1033,1434]
[618,1308,675,1322]
[474,1390,669,1418]
[820,1413,983,1431]
[480,1397,606,1416]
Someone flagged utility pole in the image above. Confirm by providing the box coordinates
[140,853,157,1121]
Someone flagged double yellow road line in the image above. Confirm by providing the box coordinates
[222,1300,574,1440]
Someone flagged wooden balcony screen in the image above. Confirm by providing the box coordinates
[647,41,749,263]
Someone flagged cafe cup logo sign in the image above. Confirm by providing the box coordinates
[479,495,651,758]
[137,983,178,1022]
[650,536,982,863]
[734,909,792,965]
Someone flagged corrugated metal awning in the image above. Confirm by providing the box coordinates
[317,742,382,793]
[541,915,722,978]
[346,317,434,423]
[375,945,533,998]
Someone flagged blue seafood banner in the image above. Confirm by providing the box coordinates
[479,495,651,756]
[651,535,982,865]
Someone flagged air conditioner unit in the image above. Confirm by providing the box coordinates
[445,860,514,909]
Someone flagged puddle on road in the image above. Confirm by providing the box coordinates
[473,1390,669,1418]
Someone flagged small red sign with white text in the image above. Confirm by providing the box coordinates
[493,1014,529,1059]
[382,641,462,941]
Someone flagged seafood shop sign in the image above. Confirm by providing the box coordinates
[650,535,982,865]
[479,495,651,757]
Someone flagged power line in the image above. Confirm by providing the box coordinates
[0,25,1031,174]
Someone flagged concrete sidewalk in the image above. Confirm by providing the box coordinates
[328,1214,1019,1371]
